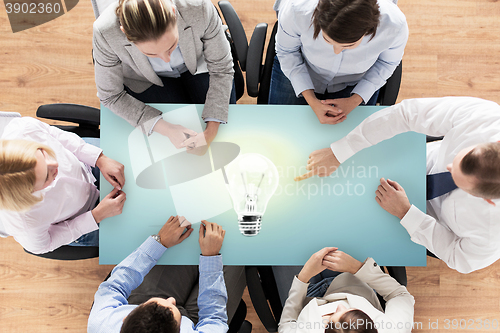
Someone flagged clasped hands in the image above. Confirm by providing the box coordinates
[304,91,363,125]
[157,216,225,256]
[297,247,363,283]
[160,120,219,156]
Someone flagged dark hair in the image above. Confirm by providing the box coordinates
[325,309,378,333]
[312,0,380,43]
[116,0,176,42]
[460,142,500,199]
[121,301,180,333]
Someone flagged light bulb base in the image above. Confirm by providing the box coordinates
[238,215,262,236]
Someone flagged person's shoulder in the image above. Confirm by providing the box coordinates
[94,4,121,35]
[282,0,318,16]
[377,0,407,29]
[2,117,43,139]
[173,0,206,13]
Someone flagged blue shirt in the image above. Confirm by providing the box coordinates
[276,0,408,102]
[147,45,189,78]
[87,237,228,333]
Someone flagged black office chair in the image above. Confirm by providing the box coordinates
[20,103,101,261]
[218,1,403,106]
[245,264,407,332]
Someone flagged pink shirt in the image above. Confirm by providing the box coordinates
[0,117,102,253]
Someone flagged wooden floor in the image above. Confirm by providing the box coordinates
[1,0,500,332]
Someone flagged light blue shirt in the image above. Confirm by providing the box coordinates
[276,0,408,102]
[87,237,228,333]
[148,45,189,78]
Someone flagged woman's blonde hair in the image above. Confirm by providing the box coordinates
[116,0,177,43]
[0,140,56,211]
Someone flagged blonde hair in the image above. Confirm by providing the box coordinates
[116,0,177,42]
[0,140,56,211]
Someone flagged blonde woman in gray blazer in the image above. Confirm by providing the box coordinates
[93,0,234,152]
[278,247,415,333]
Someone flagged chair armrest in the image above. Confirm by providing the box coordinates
[37,103,100,127]
[378,61,402,106]
[218,0,249,70]
[246,266,282,332]
[257,21,278,104]
[24,245,99,260]
[246,23,268,98]
[426,135,443,143]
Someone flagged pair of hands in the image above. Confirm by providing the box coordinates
[157,216,225,256]
[295,149,411,219]
[297,247,363,283]
[157,120,219,156]
[92,153,126,223]
[303,90,363,125]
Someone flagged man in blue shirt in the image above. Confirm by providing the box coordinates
[88,216,245,332]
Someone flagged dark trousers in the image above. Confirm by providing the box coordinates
[127,265,246,324]
[268,56,379,105]
[125,71,237,105]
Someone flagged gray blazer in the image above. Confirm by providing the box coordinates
[93,0,234,132]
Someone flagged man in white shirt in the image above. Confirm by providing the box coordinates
[296,97,500,273]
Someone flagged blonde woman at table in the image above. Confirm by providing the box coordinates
[270,0,408,125]
[0,117,126,254]
[93,0,235,154]
[278,247,414,333]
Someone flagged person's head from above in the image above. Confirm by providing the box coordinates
[312,0,380,54]
[447,142,500,204]
[0,140,58,211]
[117,0,178,63]
[121,297,182,333]
[324,307,377,333]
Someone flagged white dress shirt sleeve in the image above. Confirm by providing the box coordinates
[401,204,497,273]
[330,97,500,163]
[354,258,414,333]
[351,22,409,103]
[21,117,102,166]
[22,210,99,254]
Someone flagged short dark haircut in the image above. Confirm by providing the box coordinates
[312,0,380,43]
[325,309,378,333]
[460,142,500,199]
[121,301,180,333]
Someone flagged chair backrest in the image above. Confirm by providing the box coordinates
[0,112,21,238]
[91,0,118,19]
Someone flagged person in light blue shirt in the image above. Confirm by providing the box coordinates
[269,0,408,125]
[87,216,245,333]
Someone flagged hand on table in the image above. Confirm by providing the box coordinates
[96,153,125,190]
[375,178,412,219]
[153,119,199,149]
[301,89,344,125]
[198,220,225,256]
[181,121,219,156]
[158,215,194,248]
[321,94,363,120]
[322,249,363,275]
[295,148,341,181]
[297,247,338,283]
[91,188,126,223]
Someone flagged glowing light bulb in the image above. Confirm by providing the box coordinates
[224,153,279,236]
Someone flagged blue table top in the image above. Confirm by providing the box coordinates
[99,104,427,266]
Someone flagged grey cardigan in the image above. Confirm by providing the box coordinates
[92,0,234,132]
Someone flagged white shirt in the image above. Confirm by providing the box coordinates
[147,45,189,78]
[276,0,408,102]
[330,97,500,273]
[0,118,102,254]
